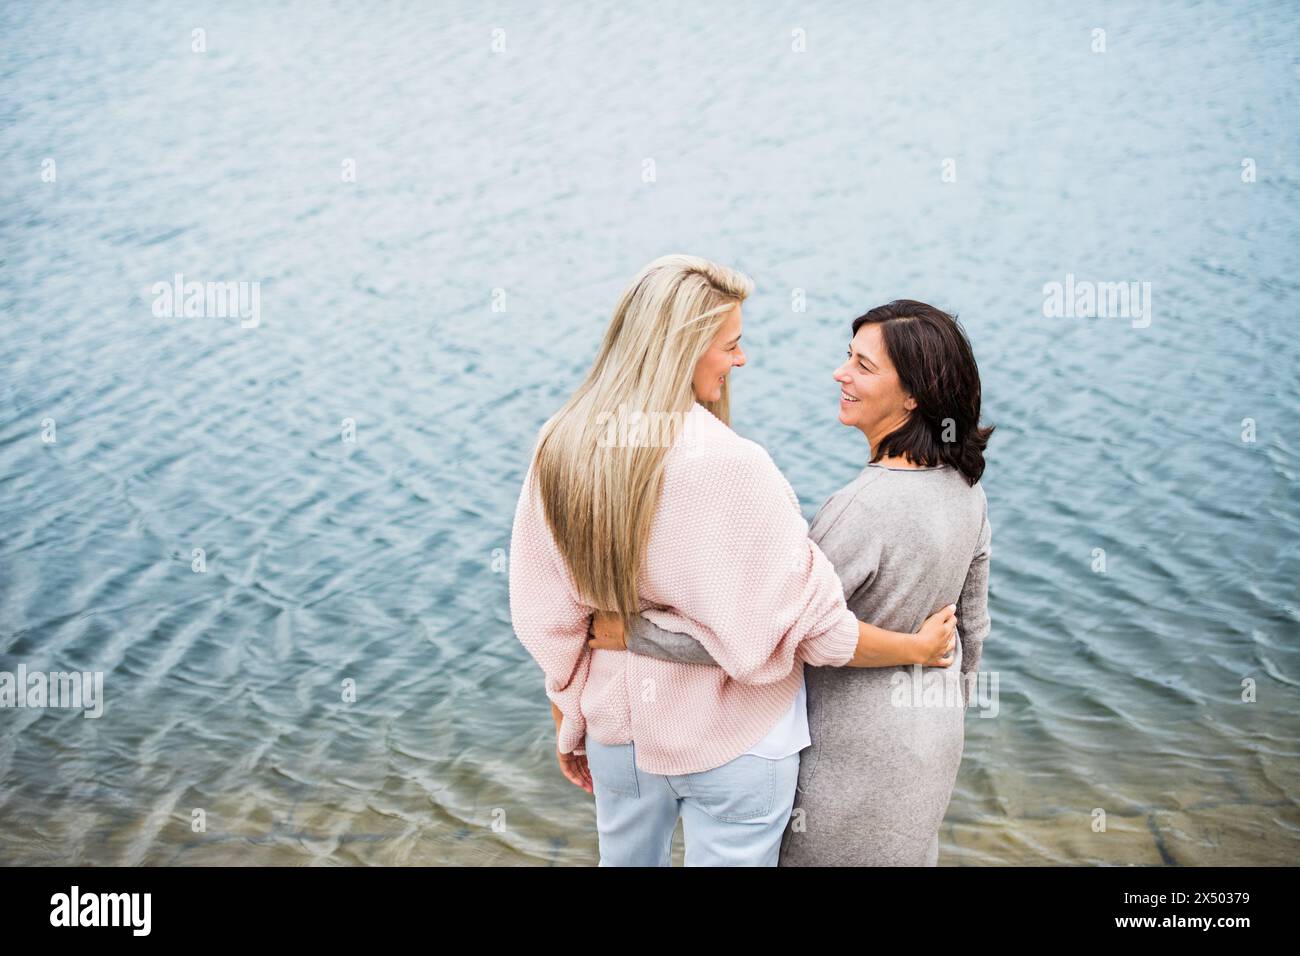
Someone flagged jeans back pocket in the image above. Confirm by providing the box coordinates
[585,737,640,798]
[682,754,776,822]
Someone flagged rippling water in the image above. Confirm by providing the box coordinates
[1,1,1297,865]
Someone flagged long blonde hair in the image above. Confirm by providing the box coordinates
[531,254,754,623]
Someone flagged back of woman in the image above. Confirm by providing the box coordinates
[811,462,990,665]
[787,462,991,866]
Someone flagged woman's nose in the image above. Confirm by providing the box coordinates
[734,348,746,367]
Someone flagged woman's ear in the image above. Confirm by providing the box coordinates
[903,394,918,411]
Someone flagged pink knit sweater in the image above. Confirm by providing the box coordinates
[508,402,860,776]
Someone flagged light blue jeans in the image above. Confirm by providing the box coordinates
[584,736,800,866]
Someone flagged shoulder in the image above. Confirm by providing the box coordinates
[959,474,989,517]
[835,465,981,524]
[669,406,778,480]
[660,408,794,512]
[809,466,889,537]
[972,480,991,543]
[937,472,991,553]
[815,464,887,515]
[933,468,990,522]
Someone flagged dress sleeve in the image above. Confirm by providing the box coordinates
[625,613,719,665]
[635,442,859,684]
[507,462,592,756]
[957,490,992,703]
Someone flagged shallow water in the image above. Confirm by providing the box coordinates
[1,1,1297,865]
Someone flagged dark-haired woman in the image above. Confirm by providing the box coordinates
[588,299,994,866]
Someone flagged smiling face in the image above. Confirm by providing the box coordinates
[833,321,917,445]
[691,302,746,403]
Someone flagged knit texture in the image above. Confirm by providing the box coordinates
[508,402,860,776]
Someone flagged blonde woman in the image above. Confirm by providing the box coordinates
[508,255,957,866]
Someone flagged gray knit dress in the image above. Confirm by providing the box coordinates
[626,461,991,866]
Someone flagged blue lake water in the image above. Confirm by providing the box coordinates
[1,1,1297,864]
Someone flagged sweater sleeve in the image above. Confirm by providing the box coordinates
[957,490,992,701]
[637,442,860,683]
[507,463,592,757]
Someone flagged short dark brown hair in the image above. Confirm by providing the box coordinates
[851,299,994,485]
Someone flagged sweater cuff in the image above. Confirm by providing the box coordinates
[556,710,587,756]
[800,609,859,667]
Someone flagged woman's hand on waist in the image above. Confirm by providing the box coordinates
[913,604,958,666]
[586,609,628,651]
